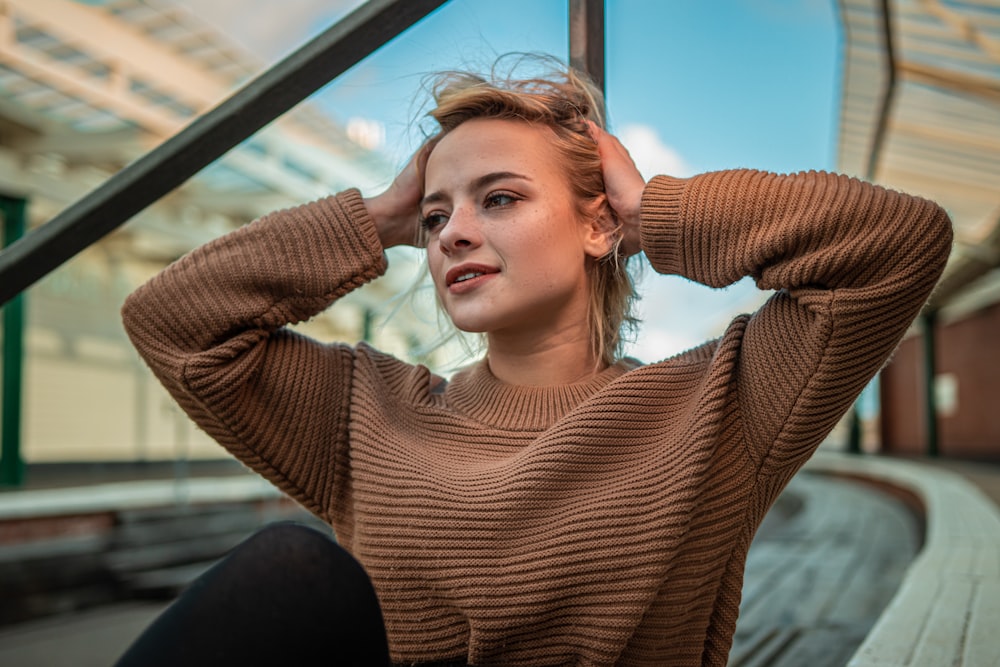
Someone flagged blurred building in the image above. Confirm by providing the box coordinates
[837,0,1000,460]
[0,0,435,464]
[2,0,998,467]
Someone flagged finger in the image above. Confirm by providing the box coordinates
[586,120,616,157]
[588,123,637,172]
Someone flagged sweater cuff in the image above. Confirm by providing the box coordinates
[270,188,387,294]
[302,188,389,284]
[640,175,688,275]
[333,188,386,259]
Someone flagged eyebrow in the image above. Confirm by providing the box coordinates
[421,171,532,208]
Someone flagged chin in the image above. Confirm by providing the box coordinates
[442,305,498,334]
[448,318,491,334]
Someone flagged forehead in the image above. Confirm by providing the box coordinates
[425,118,562,185]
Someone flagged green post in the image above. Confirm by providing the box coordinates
[846,407,862,454]
[1,195,27,486]
[362,307,374,343]
[921,311,939,458]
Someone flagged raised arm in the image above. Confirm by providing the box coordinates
[644,169,951,472]
[122,190,388,520]
[592,124,952,474]
[122,143,431,519]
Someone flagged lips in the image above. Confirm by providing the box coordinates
[445,263,500,288]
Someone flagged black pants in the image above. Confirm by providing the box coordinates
[114,522,392,666]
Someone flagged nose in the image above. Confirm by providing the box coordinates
[437,206,481,255]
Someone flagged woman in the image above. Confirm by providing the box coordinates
[118,62,952,666]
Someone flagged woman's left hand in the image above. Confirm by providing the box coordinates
[588,121,645,256]
[365,143,432,249]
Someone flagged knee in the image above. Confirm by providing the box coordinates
[233,522,337,563]
[224,522,379,612]
[248,521,333,547]
[230,522,368,578]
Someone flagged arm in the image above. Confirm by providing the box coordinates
[122,191,388,519]
[642,170,951,472]
[591,124,952,473]
[122,146,427,518]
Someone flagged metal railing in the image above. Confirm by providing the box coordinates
[0,0,447,305]
[0,0,607,306]
[0,0,607,485]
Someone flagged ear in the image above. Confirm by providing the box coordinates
[580,195,617,259]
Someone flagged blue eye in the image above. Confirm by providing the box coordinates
[419,212,448,232]
[484,191,520,209]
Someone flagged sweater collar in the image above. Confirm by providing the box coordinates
[444,358,632,431]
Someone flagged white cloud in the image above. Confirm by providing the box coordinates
[618,124,694,180]
[626,274,769,364]
[610,126,774,362]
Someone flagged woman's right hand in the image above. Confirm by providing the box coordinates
[364,143,432,249]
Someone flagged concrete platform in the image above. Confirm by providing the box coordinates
[0,602,167,667]
[0,453,997,665]
[0,466,927,667]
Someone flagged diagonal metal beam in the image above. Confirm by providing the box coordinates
[0,0,449,306]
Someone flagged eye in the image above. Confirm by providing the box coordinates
[484,191,521,209]
[419,211,449,232]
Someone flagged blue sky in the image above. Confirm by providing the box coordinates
[174,0,842,359]
[280,1,841,174]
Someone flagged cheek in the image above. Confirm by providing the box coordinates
[515,221,586,278]
[426,246,438,269]
[426,248,445,290]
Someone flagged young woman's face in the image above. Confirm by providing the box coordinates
[421,118,607,340]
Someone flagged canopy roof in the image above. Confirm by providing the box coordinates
[0,0,412,353]
[837,0,1000,316]
[0,0,392,257]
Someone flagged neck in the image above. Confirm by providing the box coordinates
[485,327,606,386]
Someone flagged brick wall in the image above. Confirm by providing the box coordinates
[880,301,1000,460]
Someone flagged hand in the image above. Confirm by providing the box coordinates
[587,121,645,256]
[364,143,432,248]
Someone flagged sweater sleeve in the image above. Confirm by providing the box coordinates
[639,170,952,474]
[121,189,387,519]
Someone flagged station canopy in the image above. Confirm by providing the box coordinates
[838,0,1000,318]
[0,0,393,261]
[0,0,411,350]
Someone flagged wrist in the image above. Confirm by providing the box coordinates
[364,195,402,248]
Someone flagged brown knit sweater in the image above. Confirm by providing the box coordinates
[122,170,951,666]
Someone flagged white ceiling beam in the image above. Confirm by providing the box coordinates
[10,127,150,162]
[917,0,1000,62]
[899,58,1000,105]
[0,38,187,135]
[890,117,1000,154]
[171,188,293,218]
[5,0,234,109]
[896,37,1000,71]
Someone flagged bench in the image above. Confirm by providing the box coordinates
[804,451,1000,667]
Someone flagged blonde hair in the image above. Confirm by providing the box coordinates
[423,55,639,366]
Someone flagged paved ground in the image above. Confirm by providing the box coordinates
[729,473,919,667]
[0,467,934,667]
[0,454,996,666]
[0,602,167,667]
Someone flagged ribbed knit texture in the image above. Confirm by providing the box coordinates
[122,173,951,666]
